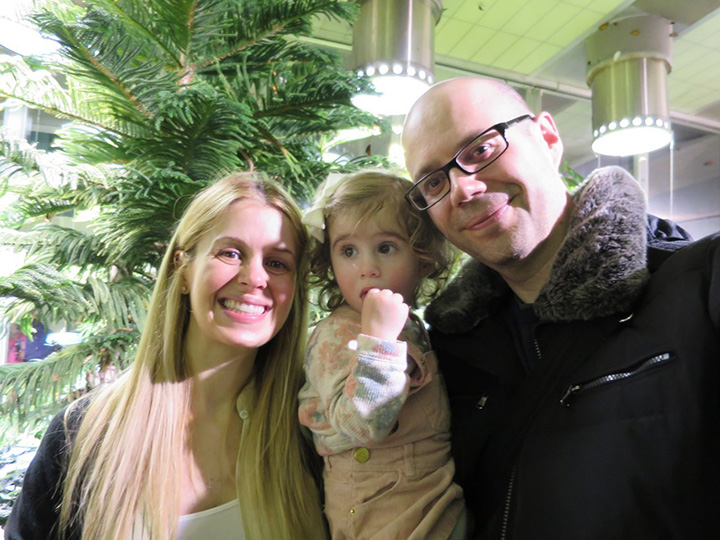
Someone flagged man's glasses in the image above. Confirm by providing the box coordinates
[405,114,534,211]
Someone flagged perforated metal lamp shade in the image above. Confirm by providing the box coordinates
[585,15,674,156]
[350,0,442,117]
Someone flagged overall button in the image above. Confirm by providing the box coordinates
[353,447,370,463]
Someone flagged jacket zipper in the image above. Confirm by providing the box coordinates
[500,466,516,540]
[560,352,674,407]
[499,337,543,539]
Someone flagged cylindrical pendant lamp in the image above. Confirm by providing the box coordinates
[350,0,442,117]
[585,15,674,156]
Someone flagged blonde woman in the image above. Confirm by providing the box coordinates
[7,173,326,539]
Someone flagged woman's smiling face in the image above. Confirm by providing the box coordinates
[182,199,298,358]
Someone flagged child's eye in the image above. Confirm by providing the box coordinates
[341,246,358,258]
[215,249,241,263]
[378,243,397,255]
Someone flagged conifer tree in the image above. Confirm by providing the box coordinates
[0,0,381,443]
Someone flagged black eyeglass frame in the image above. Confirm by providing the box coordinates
[405,114,535,211]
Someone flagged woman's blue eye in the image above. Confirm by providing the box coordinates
[216,249,241,262]
[378,243,397,254]
[266,259,290,273]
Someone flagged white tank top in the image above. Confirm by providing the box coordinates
[177,499,244,540]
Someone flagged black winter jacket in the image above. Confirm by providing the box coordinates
[6,403,86,540]
[425,167,720,540]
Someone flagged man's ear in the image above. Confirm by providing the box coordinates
[535,111,564,168]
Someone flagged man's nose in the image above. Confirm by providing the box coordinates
[448,167,488,206]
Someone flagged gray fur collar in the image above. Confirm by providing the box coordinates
[425,166,649,333]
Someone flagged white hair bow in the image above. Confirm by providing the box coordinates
[301,173,345,242]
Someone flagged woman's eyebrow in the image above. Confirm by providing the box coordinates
[210,236,296,257]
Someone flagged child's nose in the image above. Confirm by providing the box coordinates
[359,255,380,278]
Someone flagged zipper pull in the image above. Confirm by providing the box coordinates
[560,384,582,407]
[475,395,489,410]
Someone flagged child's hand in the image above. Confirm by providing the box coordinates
[360,288,409,342]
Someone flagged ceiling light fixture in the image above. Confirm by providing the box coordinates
[585,14,674,157]
[350,0,442,117]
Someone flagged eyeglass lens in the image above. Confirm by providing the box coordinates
[410,128,507,209]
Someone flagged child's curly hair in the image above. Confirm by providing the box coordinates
[308,169,457,312]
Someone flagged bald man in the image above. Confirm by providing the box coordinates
[402,77,720,540]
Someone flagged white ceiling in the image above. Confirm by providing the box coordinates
[1,1,717,234]
[311,0,720,237]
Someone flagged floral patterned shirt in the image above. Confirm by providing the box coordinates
[298,305,429,456]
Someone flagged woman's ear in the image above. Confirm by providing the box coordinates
[174,251,189,294]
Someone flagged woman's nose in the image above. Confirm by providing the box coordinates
[238,258,268,289]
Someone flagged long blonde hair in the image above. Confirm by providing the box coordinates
[59,172,325,539]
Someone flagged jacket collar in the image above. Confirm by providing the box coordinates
[426,166,650,333]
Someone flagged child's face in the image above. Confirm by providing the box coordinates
[328,208,425,314]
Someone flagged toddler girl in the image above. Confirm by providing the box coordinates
[299,170,465,539]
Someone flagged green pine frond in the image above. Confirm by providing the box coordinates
[0,138,41,191]
[192,0,358,68]
[35,7,175,126]
[0,264,151,330]
[0,199,77,229]
[0,141,119,227]
[0,135,114,194]
[0,0,372,445]
[0,55,141,139]
[132,85,254,178]
[0,264,92,327]
[51,124,130,166]
[0,225,107,270]
[0,327,139,445]
[252,43,370,118]
[91,169,208,267]
[84,275,150,330]
[78,0,187,68]
[0,348,88,426]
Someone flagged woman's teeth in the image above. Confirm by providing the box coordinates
[221,299,265,315]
